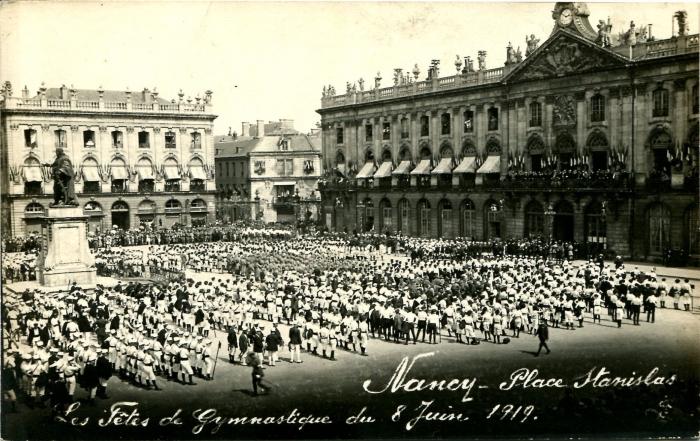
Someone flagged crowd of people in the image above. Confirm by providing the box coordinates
[1,225,696,421]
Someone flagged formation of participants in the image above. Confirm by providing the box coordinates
[2,230,695,416]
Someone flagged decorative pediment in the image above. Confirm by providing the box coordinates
[505,30,628,84]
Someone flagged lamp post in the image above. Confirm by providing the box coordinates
[545,203,556,245]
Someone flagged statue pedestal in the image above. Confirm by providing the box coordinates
[37,207,96,288]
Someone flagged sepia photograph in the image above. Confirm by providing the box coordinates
[1,0,699,439]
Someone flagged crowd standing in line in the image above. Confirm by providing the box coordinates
[1,224,696,419]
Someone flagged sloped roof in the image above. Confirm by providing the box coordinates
[250,134,320,153]
[33,88,173,105]
[215,138,261,158]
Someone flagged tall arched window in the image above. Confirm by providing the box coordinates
[555,133,576,170]
[524,200,544,238]
[650,131,672,173]
[417,199,431,237]
[527,137,545,172]
[380,199,392,232]
[23,157,43,195]
[462,199,476,238]
[438,199,453,238]
[137,157,155,193]
[590,94,605,122]
[398,199,410,234]
[486,139,501,155]
[585,202,607,255]
[648,203,671,255]
[530,102,542,127]
[653,88,669,117]
[587,132,609,171]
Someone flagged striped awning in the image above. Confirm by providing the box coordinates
[164,166,180,180]
[453,157,477,173]
[431,158,453,174]
[138,166,154,180]
[189,166,206,180]
[410,159,431,175]
[24,166,43,182]
[373,161,393,178]
[111,166,128,180]
[476,155,501,174]
[82,166,100,182]
[392,160,411,175]
[356,162,376,179]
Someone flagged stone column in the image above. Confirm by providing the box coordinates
[476,104,485,155]
[632,84,647,174]
[544,96,555,153]
[516,98,527,155]
[411,112,420,160]
[608,86,621,150]
[575,90,586,154]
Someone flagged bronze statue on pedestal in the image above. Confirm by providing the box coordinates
[44,147,78,206]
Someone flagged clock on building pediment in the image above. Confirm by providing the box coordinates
[504,32,627,83]
[551,2,597,41]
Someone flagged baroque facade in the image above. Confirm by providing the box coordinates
[317,2,699,262]
[1,84,218,236]
[214,120,322,223]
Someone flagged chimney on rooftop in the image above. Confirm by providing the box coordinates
[60,85,68,100]
[143,88,151,103]
[22,86,29,99]
[242,122,250,137]
[257,120,265,137]
[279,119,295,131]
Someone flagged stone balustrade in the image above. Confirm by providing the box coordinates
[3,96,211,114]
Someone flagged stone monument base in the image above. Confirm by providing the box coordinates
[38,206,96,288]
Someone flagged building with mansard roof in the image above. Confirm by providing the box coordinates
[317,3,699,263]
[1,84,218,236]
[214,119,322,223]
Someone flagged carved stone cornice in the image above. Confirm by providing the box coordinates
[41,124,50,131]
[70,125,79,132]
[153,127,161,133]
[99,125,108,132]
[126,126,135,133]
[476,104,485,113]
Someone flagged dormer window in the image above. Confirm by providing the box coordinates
[83,130,96,148]
[279,139,289,151]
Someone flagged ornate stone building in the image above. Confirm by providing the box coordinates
[214,120,322,223]
[1,84,218,236]
[317,2,699,262]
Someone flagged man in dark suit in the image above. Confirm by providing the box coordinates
[288,322,303,363]
[534,322,551,357]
